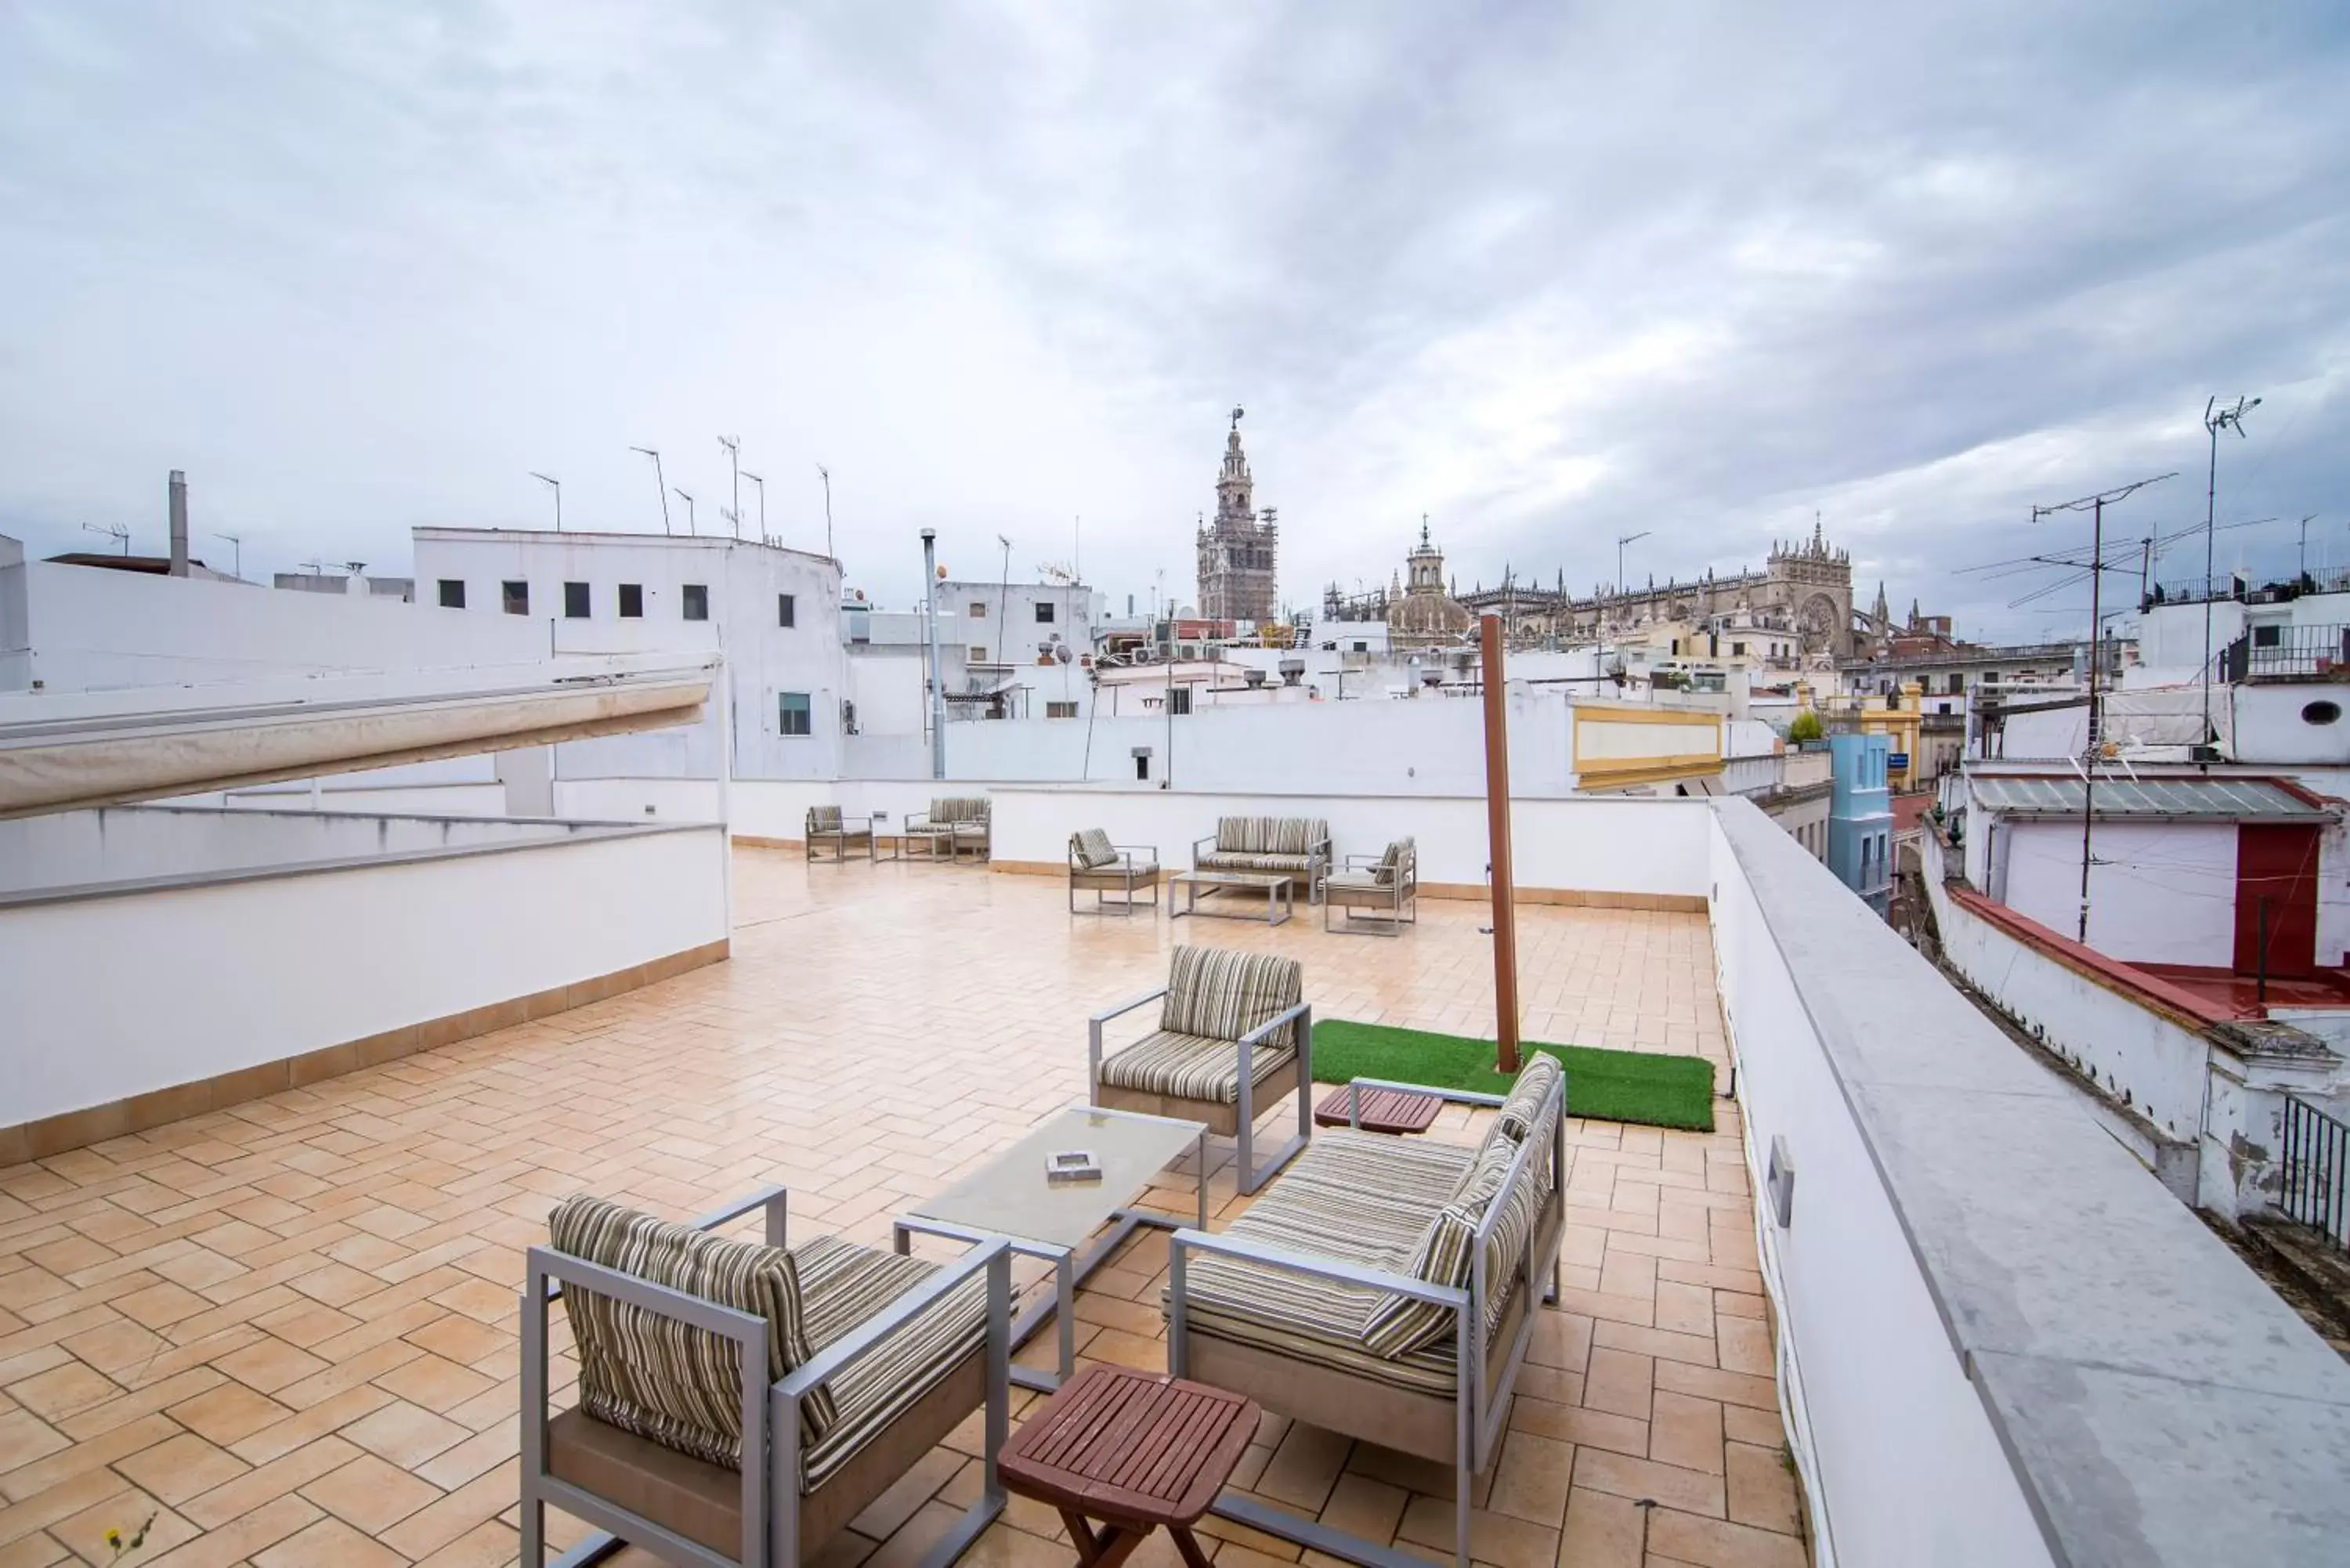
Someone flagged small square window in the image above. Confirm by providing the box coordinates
[1047,701,1079,718]
[437,579,465,609]
[1036,602,1055,624]
[777,593,796,628]
[969,645,989,662]
[2254,624,2282,647]
[969,602,988,618]
[618,583,643,618]
[682,583,709,621]
[564,581,590,619]
[1170,687,1193,716]
[777,692,812,736]
[502,580,529,616]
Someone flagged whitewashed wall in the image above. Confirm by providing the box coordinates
[1711,806,2059,1568]
[985,785,1712,895]
[1997,819,2236,966]
[2,824,728,1128]
[16,557,549,690]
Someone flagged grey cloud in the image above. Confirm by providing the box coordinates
[1,1,2342,638]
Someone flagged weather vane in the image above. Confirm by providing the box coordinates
[1230,405,1244,430]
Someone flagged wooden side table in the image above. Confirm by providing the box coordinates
[1000,1365,1259,1568]
[1311,1084,1443,1134]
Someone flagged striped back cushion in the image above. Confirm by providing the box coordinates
[1071,829,1117,869]
[1360,1139,1517,1357]
[1215,815,1268,854]
[1495,1052,1564,1142]
[1377,839,1414,887]
[808,805,843,833]
[1162,945,1303,1050]
[550,1195,833,1465]
[934,797,989,825]
[1265,818,1328,857]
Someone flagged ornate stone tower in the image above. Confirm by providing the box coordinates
[1765,516,1856,657]
[1195,407,1279,623]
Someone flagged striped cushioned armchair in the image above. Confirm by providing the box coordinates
[522,1187,1012,1568]
[1087,945,1314,1194]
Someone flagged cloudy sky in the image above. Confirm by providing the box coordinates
[2,2,2344,638]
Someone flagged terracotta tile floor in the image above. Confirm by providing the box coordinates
[1,851,1805,1568]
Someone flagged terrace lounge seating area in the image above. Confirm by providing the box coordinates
[1192,815,1331,901]
[0,849,1784,1568]
[906,798,991,863]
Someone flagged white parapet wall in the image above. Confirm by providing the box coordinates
[1,817,729,1154]
[1710,797,2350,1567]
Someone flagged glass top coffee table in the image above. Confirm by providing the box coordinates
[895,1104,1209,1391]
[1169,869,1292,925]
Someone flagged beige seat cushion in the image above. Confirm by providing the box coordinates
[1175,1131,1481,1395]
[1100,1030,1292,1104]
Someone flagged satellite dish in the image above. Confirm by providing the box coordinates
[936,564,949,580]
[1055,643,1074,664]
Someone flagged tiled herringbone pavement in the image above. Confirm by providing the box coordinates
[0,851,1803,1568]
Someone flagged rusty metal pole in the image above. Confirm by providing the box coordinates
[1480,614,1523,1072]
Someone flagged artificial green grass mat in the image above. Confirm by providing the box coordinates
[1310,1019,1716,1133]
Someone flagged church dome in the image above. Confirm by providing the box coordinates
[1388,521,1475,645]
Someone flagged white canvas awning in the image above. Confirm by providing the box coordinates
[0,657,713,818]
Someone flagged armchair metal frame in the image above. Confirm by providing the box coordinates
[1068,842,1161,916]
[1319,847,1418,936]
[906,811,990,864]
[1166,1075,1567,1568]
[1189,829,1332,905]
[520,1184,1011,1568]
[1089,988,1313,1196]
[807,811,894,864]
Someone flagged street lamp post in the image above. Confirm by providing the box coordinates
[674,489,696,537]
[530,472,561,532]
[629,447,670,535]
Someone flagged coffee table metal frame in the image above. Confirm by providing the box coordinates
[1168,869,1292,926]
[893,1104,1209,1395]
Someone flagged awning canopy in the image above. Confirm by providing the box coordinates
[1969,773,2335,822]
[0,656,713,818]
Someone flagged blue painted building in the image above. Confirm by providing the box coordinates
[1828,732,1893,914]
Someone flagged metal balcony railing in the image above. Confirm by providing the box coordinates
[2280,1096,2350,1252]
[2219,624,2350,681]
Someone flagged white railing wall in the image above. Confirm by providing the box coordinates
[2,822,728,1129]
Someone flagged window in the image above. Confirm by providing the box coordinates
[1170,687,1194,716]
[564,581,590,619]
[2254,623,2283,648]
[682,583,708,621]
[969,602,988,619]
[618,583,644,618]
[2304,700,2341,726]
[777,593,796,628]
[1047,700,1079,719]
[777,692,812,736]
[969,645,989,662]
[1731,641,1745,656]
[502,580,529,616]
[437,579,465,609]
[1949,672,1965,694]
[1036,602,1055,624]
[1135,753,1151,781]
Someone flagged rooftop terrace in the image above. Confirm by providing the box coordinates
[0,851,1789,1568]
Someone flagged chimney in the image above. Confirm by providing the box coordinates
[168,470,190,577]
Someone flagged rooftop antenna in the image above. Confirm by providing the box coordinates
[743,471,766,544]
[815,464,834,558]
[81,521,131,555]
[2201,394,2259,742]
[1615,531,1651,625]
[212,532,244,580]
[2031,469,2175,945]
[996,533,1014,666]
[2299,513,2319,578]
[629,446,671,535]
[529,471,561,532]
[718,435,742,539]
[674,487,696,537]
